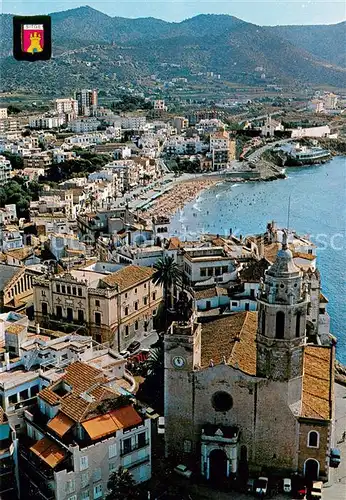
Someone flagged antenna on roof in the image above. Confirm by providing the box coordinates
[287,194,291,234]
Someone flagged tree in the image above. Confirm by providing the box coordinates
[145,346,164,378]
[152,256,181,329]
[106,466,144,500]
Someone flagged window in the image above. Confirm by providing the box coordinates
[308,249,313,254]
[93,468,101,482]
[152,292,156,301]
[212,391,233,412]
[184,439,192,453]
[67,496,77,500]
[62,285,66,294]
[65,479,75,494]
[109,461,117,472]
[144,296,148,306]
[109,443,117,458]
[95,299,100,307]
[222,266,228,274]
[308,431,320,448]
[232,302,238,307]
[125,325,129,337]
[135,288,137,294]
[245,303,250,311]
[296,311,301,337]
[56,305,62,317]
[94,312,101,326]
[80,455,88,471]
[67,286,71,295]
[206,301,211,310]
[144,283,147,289]
[78,288,82,297]
[122,437,132,455]
[134,302,138,311]
[207,268,213,276]
[81,491,89,500]
[275,311,285,339]
[125,306,129,316]
[137,432,146,448]
[27,424,34,438]
[42,302,48,315]
[215,267,221,276]
[93,484,102,499]
[78,310,84,323]
[135,321,138,331]
[153,309,157,316]
[56,284,60,293]
[72,287,76,295]
[67,307,73,322]
[125,293,128,298]
[261,310,266,334]
[81,471,89,487]
[200,268,206,277]
[250,288,255,298]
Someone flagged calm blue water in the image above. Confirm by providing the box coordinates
[170,157,346,363]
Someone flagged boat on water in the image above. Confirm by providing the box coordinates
[279,142,331,166]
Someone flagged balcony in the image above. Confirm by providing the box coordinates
[120,439,149,457]
[124,455,150,470]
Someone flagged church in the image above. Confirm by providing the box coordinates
[164,234,335,483]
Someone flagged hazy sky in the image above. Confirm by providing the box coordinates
[2,0,345,25]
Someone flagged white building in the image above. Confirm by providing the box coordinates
[308,99,324,114]
[260,115,284,137]
[55,98,79,116]
[0,108,8,119]
[121,116,147,130]
[153,100,167,111]
[323,93,338,110]
[0,204,17,225]
[29,116,64,129]
[68,117,100,133]
[290,125,331,139]
[0,155,12,184]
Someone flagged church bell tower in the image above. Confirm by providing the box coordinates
[256,231,309,381]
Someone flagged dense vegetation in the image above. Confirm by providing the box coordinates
[0,178,42,219]
[111,95,153,112]
[43,153,110,182]
[2,152,23,169]
[1,9,345,93]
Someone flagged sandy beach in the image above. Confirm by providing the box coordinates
[145,178,218,218]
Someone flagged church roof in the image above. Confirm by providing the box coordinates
[301,345,333,421]
[201,311,257,375]
[239,258,271,283]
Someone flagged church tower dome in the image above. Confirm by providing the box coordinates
[256,230,309,381]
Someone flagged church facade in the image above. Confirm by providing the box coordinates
[164,235,334,482]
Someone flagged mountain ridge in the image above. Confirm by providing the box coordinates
[1,8,345,92]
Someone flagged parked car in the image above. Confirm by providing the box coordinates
[119,349,129,358]
[158,416,165,435]
[283,478,292,493]
[128,340,141,353]
[255,477,269,496]
[309,481,323,499]
[173,464,192,479]
[330,448,341,468]
[296,485,307,499]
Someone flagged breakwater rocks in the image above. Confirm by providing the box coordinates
[335,360,346,386]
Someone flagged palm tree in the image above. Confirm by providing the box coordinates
[145,347,164,378]
[152,256,181,328]
[106,466,145,500]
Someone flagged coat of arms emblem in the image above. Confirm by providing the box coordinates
[22,24,44,54]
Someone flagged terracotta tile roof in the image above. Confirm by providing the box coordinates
[0,406,7,424]
[301,346,332,420]
[201,311,257,375]
[5,324,25,335]
[166,237,182,250]
[30,437,66,468]
[293,252,316,261]
[39,387,61,405]
[5,246,34,262]
[101,265,155,291]
[82,406,142,441]
[319,293,329,304]
[193,287,219,300]
[47,412,74,437]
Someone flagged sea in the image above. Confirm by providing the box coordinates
[169,156,346,363]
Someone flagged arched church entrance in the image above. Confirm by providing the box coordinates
[209,449,228,483]
[304,459,320,481]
